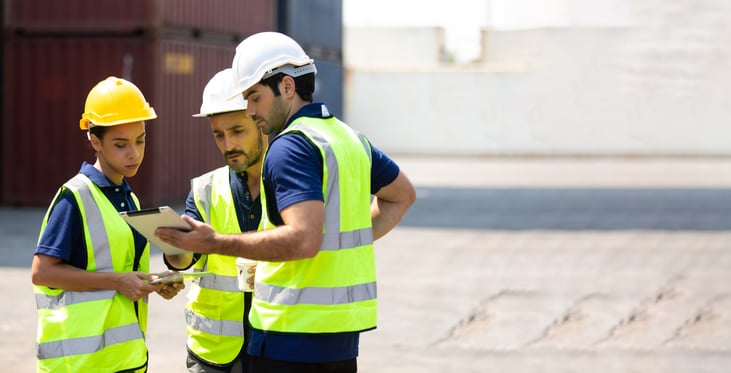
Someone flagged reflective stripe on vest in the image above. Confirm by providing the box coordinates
[186,166,247,364]
[255,281,377,306]
[70,174,112,272]
[34,174,148,372]
[35,290,116,309]
[251,116,377,333]
[38,323,144,359]
[300,127,373,254]
[184,308,244,337]
[194,273,239,292]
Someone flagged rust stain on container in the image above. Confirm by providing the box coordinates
[164,52,195,74]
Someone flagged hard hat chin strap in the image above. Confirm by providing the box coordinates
[86,122,95,140]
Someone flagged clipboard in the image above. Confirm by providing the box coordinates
[150,271,212,285]
[120,206,192,255]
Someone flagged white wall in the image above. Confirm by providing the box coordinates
[486,0,632,30]
[344,27,444,69]
[343,0,731,156]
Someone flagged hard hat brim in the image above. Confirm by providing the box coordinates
[191,109,246,118]
[80,111,157,130]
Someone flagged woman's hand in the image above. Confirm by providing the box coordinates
[116,272,157,301]
[154,282,185,300]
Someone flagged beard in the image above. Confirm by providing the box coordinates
[254,96,289,135]
[224,130,264,173]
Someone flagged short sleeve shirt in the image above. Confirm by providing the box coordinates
[34,162,147,269]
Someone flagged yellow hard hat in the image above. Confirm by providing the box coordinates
[79,76,157,130]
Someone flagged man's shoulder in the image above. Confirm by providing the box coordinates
[268,133,319,159]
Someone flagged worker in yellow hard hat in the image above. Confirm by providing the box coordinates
[31,76,184,373]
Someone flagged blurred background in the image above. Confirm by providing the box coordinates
[2,0,343,207]
[5,0,731,207]
[2,1,731,371]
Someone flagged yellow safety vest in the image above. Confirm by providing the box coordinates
[187,166,247,364]
[250,116,377,334]
[34,174,149,373]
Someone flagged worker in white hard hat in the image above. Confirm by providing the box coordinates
[156,32,416,372]
[164,68,265,373]
[31,77,183,373]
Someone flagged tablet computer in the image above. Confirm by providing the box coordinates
[120,206,192,255]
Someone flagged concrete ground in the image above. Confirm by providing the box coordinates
[2,156,731,372]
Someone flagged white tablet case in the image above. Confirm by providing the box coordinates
[120,206,192,255]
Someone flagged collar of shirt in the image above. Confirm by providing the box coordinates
[232,167,248,181]
[79,161,132,193]
[229,167,252,201]
[283,102,332,130]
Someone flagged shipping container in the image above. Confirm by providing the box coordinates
[278,0,343,117]
[2,34,256,207]
[312,59,344,118]
[277,0,342,51]
[5,0,275,37]
[1,3,5,193]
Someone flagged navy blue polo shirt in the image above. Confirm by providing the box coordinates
[247,103,400,363]
[35,162,147,269]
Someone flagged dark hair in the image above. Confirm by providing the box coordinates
[261,72,315,102]
[88,125,109,140]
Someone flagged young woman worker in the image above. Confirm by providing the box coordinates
[31,76,183,372]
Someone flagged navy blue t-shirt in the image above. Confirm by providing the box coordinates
[247,103,400,363]
[35,162,147,269]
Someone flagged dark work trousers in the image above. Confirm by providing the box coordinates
[249,356,357,373]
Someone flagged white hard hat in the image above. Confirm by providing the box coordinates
[230,32,317,98]
[193,68,247,117]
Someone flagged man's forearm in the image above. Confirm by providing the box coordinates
[211,227,317,261]
[371,198,411,240]
[371,172,416,240]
